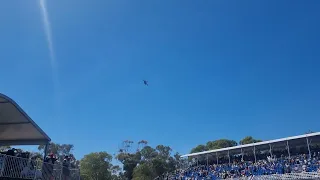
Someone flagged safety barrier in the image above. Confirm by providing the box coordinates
[248,172,320,180]
[155,172,320,180]
[0,154,80,180]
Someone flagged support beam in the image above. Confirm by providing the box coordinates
[306,137,311,159]
[241,148,244,162]
[269,144,273,157]
[196,157,199,166]
[206,154,209,167]
[228,150,231,164]
[253,145,256,163]
[43,143,49,160]
[286,141,291,159]
[216,152,218,165]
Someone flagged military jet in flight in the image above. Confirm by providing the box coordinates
[143,80,148,86]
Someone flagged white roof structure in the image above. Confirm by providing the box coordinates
[181,132,320,158]
[0,93,51,145]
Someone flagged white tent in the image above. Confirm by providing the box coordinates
[0,93,51,145]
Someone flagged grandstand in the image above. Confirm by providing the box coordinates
[0,93,80,180]
[165,133,320,179]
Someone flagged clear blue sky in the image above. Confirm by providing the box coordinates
[1,0,320,159]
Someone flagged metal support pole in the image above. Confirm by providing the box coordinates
[241,148,244,161]
[253,145,256,163]
[306,137,311,159]
[196,157,199,166]
[269,144,273,157]
[228,150,231,164]
[286,141,291,159]
[43,143,49,160]
[206,154,209,167]
[216,152,218,165]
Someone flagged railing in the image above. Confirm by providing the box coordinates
[0,154,80,180]
[248,172,320,180]
[154,172,320,180]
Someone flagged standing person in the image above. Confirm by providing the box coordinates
[62,155,71,180]
[42,153,57,180]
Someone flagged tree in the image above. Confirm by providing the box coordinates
[140,146,158,161]
[38,143,74,156]
[206,139,237,150]
[80,152,113,180]
[116,151,141,179]
[38,142,74,161]
[116,141,180,180]
[239,136,262,145]
[132,163,156,180]
[190,144,208,153]
[190,139,237,153]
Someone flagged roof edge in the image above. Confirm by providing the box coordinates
[0,93,51,143]
[181,132,320,157]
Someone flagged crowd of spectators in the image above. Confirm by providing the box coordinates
[166,150,320,180]
[0,148,75,180]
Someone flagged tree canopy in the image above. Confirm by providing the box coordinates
[190,139,238,153]
[80,152,113,180]
[189,137,262,153]
[0,136,263,180]
[239,136,263,145]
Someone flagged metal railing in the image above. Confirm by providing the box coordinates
[0,154,80,180]
[249,172,320,180]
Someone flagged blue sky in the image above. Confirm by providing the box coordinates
[1,0,320,159]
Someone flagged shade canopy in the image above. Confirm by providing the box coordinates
[181,132,320,158]
[0,93,51,145]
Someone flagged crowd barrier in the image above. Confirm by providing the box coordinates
[155,172,320,180]
[244,172,320,180]
[0,154,80,180]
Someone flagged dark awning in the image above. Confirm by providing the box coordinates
[0,93,51,145]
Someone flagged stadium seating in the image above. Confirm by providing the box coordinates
[170,153,320,180]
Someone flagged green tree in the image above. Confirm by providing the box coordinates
[239,136,262,145]
[190,144,208,153]
[132,163,156,180]
[80,152,113,180]
[38,142,74,158]
[206,139,237,150]
[116,141,180,179]
[116,151,141,179]
[140,146,158,161]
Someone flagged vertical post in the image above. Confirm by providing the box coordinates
[253,145,256,163]
[206,154,209,167]
[306,137,311,159]
[43,143,49,160]
[216,152,218,165]
[241,148,244,161]
[196,157,199,166]
[286,141,291,159]
[0,155,7,177]
[269,144,273,157]
[228,150,231,164]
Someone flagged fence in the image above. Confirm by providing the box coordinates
[0,154,80,180]
[246,172,320,180]
[155,172,320,180]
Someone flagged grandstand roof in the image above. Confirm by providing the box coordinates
[0,93,51,145]
[181,132,320,157]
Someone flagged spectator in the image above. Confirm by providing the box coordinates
[62,155,71,180]
[42,153,57,180]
